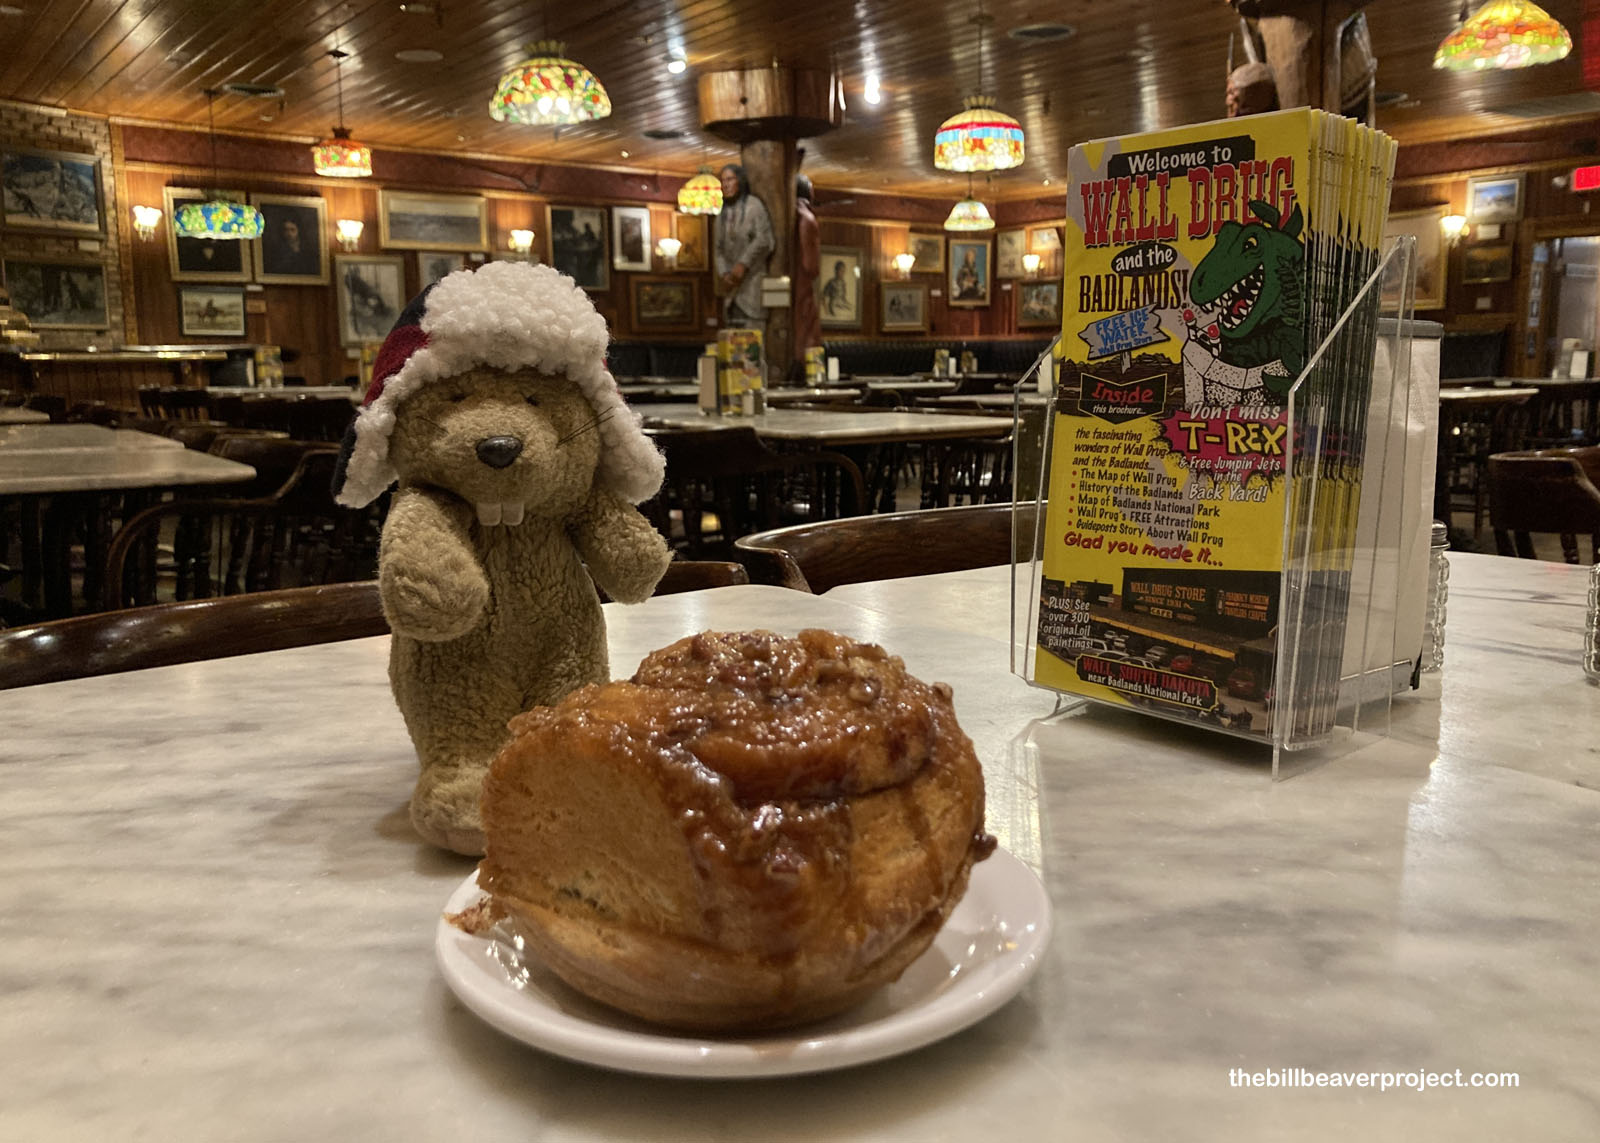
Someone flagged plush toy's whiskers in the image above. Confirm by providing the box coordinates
[557,409,615,447]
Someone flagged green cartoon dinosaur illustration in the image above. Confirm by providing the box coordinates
[1188,201,1306,398]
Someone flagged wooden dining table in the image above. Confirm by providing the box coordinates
[0,426,255,618]
[629,403,1011,445]
[1,552,1593,1139]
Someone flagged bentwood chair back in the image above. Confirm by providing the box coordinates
[734,501,1040,593]
[0,560,748,690]
[1487,445,1600,563]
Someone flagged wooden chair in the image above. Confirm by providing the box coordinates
[0,561,748,690]
[734,501,1040,593]
[1487,445,1600,563]
[645,426,867,558]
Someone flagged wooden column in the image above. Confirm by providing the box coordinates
[1239,0,1373,112]
[741,139,798,384]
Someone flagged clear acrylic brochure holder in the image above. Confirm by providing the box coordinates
[1010,236,1419,777]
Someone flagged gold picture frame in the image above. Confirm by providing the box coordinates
[163,186,251,283]
[250,192,329,285]
[377,190,488,252]
[947,237,993,308]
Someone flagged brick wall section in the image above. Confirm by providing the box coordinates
[0,102,122,349]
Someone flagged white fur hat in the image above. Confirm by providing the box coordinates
[332,261,664,508]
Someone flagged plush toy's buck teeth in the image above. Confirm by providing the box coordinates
[476,502,527,527]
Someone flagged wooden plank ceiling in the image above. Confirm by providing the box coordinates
[0,0,1592,200]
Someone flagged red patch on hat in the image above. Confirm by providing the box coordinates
[364,324,431,406]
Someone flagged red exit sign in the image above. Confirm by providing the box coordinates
[1574,165,1600,192]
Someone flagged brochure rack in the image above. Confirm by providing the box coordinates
[1011,236,1419,776]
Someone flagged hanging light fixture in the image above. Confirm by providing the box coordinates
[934,3,1024,173]
[175,91,264,240]
[1433,0,1571,71]
[945,176,995,231]
[490,41,611,125]
[312,49,373,178]
[677,166,723,215]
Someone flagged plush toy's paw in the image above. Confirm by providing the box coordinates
[410,765,488,856]
[382,563,489,642]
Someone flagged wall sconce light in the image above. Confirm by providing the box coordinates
[335,218,365,252]
[1021,252,1042,277]
[1440,214,1469,245]
[893,251,916,278]
[131,204,163,241]
[509,228,535,257]
[655,236,682,268]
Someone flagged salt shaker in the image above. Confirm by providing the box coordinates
[1422,521,1449,673]
[1585,562,1599,683]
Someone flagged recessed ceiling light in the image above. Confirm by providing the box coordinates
[864,74,882,105]
[667,56,687,74]
[643,128,685,140]
[395,48,443,62]
[398,2,433,12]
[620,149,630,158]
[1009,23,1075,44]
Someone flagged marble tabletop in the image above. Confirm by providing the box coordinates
[0,406,49,424]
[2,555,1597,1140]
[0,444,254,494]
[0,424,182,451]
[631,404,1010,444]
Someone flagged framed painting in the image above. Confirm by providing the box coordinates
[1028,225,1062,253]
[334,254,406,347]
[547,205,609,290]
[163,186,251,282]
[1462,243,1514,284]
[1466,174,1524,224]
[417,251,466,289]
[673,213,709,271]
[612,205,652,272]
[1381,206,1446,310]
[1,147,103,234]
[908,231,944,275]
[179,286,247,337]
[996,228,1027,279]
[377,190,488,251]
[818,245,863,328]
[1016,280,1062,329]
[631,275,697,332]
[2,259,109,329]
[880,281,928,332]
[948,237,992,308]
[251,193,329,284]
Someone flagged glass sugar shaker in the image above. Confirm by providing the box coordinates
[1422,521,1450,674]
[1584,562,1599,684]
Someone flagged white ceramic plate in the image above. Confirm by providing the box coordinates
[434,845,1051,1078]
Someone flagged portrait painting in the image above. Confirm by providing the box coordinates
[996,228,1027,279]
[418,251,466,289]
[1466,175,1524,224]
[378,190,488,251]
[612,206,652,272]
[251,193,329,284]
[163,186,250,282]
[818,245,863,328]
[179,286,247,338]
[1381,207,1446,310]
[335,255,406,347]
[547,205,610,290]
[1016,280,1062,329]
[948,238,992,308]
[3,259,109,329]
[631,275,697,332]
[673,213,709,271]
[1,147,102,233]
[909,232,944,275]
[881,282,928,332]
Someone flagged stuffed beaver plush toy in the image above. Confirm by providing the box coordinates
[333,261,671,855]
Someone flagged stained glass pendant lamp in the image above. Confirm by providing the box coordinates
[175,91,264,240]
[1433,0,1572,71]
[934,4,1024,173]
[944,177,994,231]
[677,167,723,215]
[312,49,373,177]
[490,41,611,125]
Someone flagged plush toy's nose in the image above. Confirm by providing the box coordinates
[475,435,524,469]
